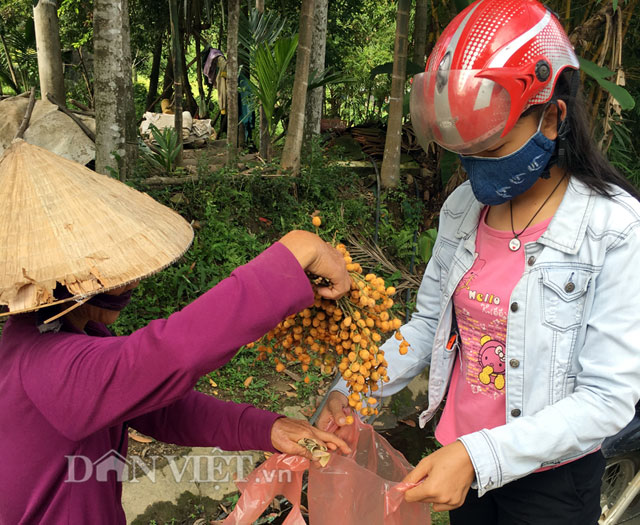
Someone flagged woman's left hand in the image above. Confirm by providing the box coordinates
[270,417,351,460]
[402,440,476,511]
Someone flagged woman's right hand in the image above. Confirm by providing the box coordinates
[278,230,351,300]
[315,390,350,431]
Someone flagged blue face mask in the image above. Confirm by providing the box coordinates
[458,118,556,206]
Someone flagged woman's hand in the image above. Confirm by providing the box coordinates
[270,417,351,461]
[314,391,350,431]
[402,440,475,511]
[278,230,351,300]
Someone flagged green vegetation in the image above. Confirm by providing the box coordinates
[113,140,428,414]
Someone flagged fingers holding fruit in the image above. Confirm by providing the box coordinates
[307,241,352,300]
[278,229,350,301]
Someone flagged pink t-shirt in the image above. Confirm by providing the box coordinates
[435,207,551,445]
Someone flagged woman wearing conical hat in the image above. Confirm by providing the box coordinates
[0,139,351,524]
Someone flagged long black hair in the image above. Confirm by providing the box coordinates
[529,68,640,201]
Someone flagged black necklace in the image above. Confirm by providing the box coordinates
[508,174,567,252]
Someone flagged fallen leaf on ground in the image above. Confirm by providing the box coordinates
[283,369,302,382]
[285,391,298,398]
[288,383,298,391]
[209,378,218,388]
[399,419,416,428]
[243,376,254,388]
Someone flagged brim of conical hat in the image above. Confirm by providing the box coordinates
[0,139,193,315]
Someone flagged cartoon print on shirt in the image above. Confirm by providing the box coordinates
[478,335,506,390]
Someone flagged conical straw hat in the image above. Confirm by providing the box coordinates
[0,139,194,315]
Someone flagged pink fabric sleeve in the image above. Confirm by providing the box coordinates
[19,243,312,442]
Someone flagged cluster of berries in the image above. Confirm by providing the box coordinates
[249,217,410,417]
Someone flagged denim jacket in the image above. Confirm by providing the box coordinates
[334,177,640,496]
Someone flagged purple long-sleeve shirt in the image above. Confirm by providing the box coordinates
[0,243,313,525]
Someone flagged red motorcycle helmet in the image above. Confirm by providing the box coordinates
[410,0,579,154]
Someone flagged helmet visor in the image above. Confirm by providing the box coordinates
[410,70,512,155]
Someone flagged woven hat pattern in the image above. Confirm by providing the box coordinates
[0,139,193,314]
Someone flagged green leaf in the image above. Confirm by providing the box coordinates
[416,228,438,264]
[578,56,635,110]
[308,67,356,90]
[593,78,635,110]
[440,150,460,186]
[248,34,298,135]
[369,60,423,80]
[578,57,615,79]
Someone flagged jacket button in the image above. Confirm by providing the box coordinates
[511,408,521,417]
[510,302,519,312]
[565,282,575,293]
[527,256,536,266]
[509,359,520,368]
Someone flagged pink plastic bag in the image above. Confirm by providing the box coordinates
[223,417,430,524]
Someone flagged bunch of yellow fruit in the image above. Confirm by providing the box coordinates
[249,216,410,418]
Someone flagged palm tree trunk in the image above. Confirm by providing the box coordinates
[380,0,410,188]
[412,0,429,69]
[33,0,66,105]
[227,0,240,163]
[281,0,315,175]
[94,0,137,180]
[304,0,328,141]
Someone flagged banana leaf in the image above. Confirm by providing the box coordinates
[578,56,635,111]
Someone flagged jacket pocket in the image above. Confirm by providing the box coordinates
[540,269,593,331]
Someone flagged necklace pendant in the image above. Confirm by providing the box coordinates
[509,237,521,251]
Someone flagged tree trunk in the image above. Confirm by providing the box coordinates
[94,0,137,180]
[380,0,410,189]
[194,29,207,118]
[227,0,240,163]
[412,0,429,69]
[180,37,198,116]
[33,0,66,105]
[145,33,164,111]
[281,0,315,175]
[303,0,328,142]
[256,0,270,160]
[169,0,183,166]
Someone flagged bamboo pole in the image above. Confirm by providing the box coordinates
[169,0,183,166]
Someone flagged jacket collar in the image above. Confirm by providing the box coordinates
[455,177,594,255]
[537,177,594,254]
